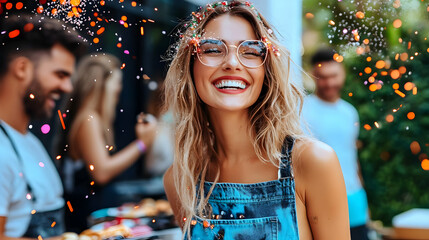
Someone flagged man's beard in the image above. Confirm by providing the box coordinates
[23,76,51,120]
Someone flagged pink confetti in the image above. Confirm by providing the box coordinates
[41,124,50,134]
[124,50,130,54]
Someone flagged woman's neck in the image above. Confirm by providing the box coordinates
[208,108,258,164]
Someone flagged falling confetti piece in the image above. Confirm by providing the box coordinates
[16,2,23,10]
[90,181,95,186]
[375,60,385,69]
[386,114,394,123]
[305,12,314,19]
[407,112,415,120]
[404,82,414,91]
[140,26,144,35]
[369,84,377,92]
[9,29,20,39]
[93,38,99,44]
[29,93,35,99]
[410,141,421,154]
[70,0,80,7]
[364,67,372,74]
[412,87,417,95]
[422,159,429,171]
[38,235,43,240]
[96,27,105,35]
[51,221,56,227]
[394,90,405,98]
[364,124,372,131]
[31,209,36,214]
[41,124,50,134]
[39,162,45,167]
[390,70,400,79]
[89,165,94,171]
[67,201,73,212]
[328,20,335,26]
[58,110,66,130]
[56,155,62,160]
[37,5,44,14]
[355,11,365,19]
[393,19,402,28]
[374,122,380,128]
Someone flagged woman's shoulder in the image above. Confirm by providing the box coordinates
[293,138,337,165]
[71,111,102,134]
[292,138,342,186]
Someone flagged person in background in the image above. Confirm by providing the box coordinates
[0,14,86,239]
[302,48,370,240]
[55,53,157,232]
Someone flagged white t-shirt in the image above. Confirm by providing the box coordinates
[302,95,362,193]
[0,121,64,237]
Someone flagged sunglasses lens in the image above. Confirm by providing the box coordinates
[197,39,227,67]
[196,39,267,68]
[238,41,267,68]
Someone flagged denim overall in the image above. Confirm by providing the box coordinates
[189,138,299,240]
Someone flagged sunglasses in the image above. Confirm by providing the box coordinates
[195,39,268,68]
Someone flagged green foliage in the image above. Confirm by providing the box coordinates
[303,0,429,225]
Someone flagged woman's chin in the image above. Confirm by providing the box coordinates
[207,102,253,113]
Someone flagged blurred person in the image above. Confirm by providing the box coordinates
[144,86,174,177]
[163,1,350,239]
[302,48,369,240]
[55,54,157,232]
[0,14,86,239]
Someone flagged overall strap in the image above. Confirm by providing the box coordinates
[0,124,36,202]
[279,136,295,179]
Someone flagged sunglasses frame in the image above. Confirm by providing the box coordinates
[195,39,268,68]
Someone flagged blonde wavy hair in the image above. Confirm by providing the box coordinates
[56,54,121,155]
[163,0,306,236]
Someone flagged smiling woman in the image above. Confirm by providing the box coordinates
[163,1,351,239]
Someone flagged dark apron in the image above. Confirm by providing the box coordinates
[0,124,65,238]
[23,208,65,238]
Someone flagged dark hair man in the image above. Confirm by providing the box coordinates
[0,14,86,239]
[302,48,370,240]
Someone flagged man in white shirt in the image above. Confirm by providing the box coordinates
[302,48,369,240]
[0,14,86,240]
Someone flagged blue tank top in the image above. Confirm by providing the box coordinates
[189,138,299,239]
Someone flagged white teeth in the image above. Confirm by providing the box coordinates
[51,94,60,101]
[215,80,246,89]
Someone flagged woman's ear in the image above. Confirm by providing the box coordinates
[10,56,34,84]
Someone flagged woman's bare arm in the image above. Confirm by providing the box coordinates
[74,114,156,185]
[163,166,184,228]
[298,140,351,240]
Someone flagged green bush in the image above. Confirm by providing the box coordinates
[303,0,429,225]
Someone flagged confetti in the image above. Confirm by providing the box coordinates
[41,124,50,134]
[422,159,429,171]
[58,110,66,130]
[67,201,73,212]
